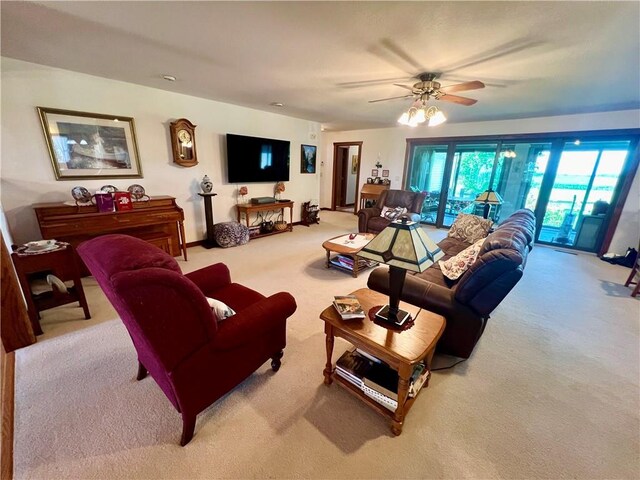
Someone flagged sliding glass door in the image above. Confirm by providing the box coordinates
[443,143,498,226]
[404,130,639,254]
[405,144,448,225]
[537,140,630,251]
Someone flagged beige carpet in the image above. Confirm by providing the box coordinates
[13,211,640,479]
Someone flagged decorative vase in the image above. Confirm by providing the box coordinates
[201,175,213,193]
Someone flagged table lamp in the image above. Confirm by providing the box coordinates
[358,217,444,326]
[475,189,503,219]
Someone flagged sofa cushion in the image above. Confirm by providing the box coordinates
[438,236,472,256]
[496,209,536,245]
[439,238,485,280]
[448,213,493,244]
[480,223,531,258]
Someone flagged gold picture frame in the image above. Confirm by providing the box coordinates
[37,107,143,180]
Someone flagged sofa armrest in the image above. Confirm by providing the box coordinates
[358,207,382,233]
[211,292,297,350]
[185,263,232,295]
[367,267,457,316]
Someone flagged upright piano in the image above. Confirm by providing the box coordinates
[33,196,188,272]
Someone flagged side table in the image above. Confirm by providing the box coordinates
[11,242,90,335]
[320,288,445,435]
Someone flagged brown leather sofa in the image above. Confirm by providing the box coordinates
[368,209,536,358]
[358,189,427,234]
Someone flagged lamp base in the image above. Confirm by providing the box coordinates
[374,305,412,327]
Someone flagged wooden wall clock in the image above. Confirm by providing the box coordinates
[170,118,198,167]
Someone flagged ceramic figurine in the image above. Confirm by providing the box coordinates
[201,175,213,193]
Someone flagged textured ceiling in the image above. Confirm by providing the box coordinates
[2,1,639,131]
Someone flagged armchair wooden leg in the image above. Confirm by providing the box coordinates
[136,361,148,381]
[180,413,196,446]
[271,350,284,372]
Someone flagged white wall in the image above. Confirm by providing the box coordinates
[0,57,321,244]
[321,110,640,253]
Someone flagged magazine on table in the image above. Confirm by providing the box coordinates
[333,295,366,319]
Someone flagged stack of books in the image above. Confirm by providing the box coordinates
[332,295,366,320]
[329,254,377,271]
[335,349,429,411]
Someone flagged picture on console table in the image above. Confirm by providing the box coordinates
[301,144,317,174]
[37,107,143,180]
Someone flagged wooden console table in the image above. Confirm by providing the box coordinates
[34,196,187,273]
[236,201,294,238]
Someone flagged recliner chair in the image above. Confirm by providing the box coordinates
[358,189,427,234]
[77,234,297,445]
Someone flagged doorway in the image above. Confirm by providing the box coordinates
[332,142,362,213]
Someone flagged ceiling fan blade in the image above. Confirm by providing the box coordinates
[439,80,485,94]
[337,76,413,88]
[368,94,415,103]
[379,38,424,71]
[393,83,414,91]
[439,94,478,106]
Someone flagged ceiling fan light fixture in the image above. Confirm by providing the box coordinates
[427,109,447,127]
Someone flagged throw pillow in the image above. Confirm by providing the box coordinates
[448,213,493,244]
[439,238,485,280]
[380,206,408,221]
[206,297,236,321]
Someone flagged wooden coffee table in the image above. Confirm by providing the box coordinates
[320,288,445,435]
[322,233,377,278]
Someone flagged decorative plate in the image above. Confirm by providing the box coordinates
[100,185,118,193]
[71,186,92,203]
[127,184,146,200]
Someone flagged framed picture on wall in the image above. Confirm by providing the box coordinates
[351,154,359,174]
[371,169,379,177]
[301,144,317,173]
[382,169,389,177]
[37,107,143,180]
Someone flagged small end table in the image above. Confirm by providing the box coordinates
[320,288,445,435]
[11,242,90,335]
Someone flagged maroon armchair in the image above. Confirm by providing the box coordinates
[77,234,297,445]
[358,189,427,234]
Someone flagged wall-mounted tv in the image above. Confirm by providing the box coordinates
[226,133,290,183]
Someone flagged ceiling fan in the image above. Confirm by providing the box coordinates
[369,72,485,106]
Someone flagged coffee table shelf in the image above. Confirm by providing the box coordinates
[322,233,377,278]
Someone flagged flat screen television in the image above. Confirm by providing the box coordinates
[226,133,290,183]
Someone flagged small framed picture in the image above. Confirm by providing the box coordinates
[382,169,389,177]
[301,144,317,174]
[366,177,373,184]
[371,169,379,177]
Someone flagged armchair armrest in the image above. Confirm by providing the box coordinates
[358,207,382,233]
[185,263,232,296]
[211,292,297,350]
